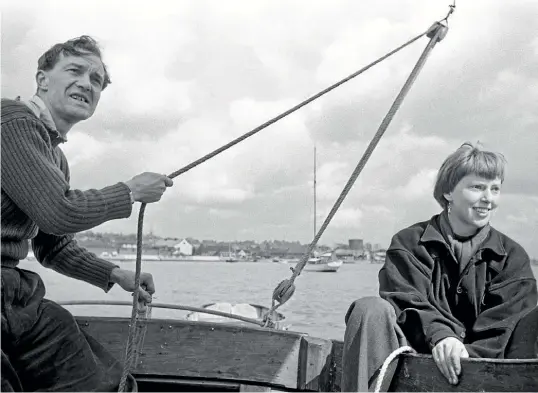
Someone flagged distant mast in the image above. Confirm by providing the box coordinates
[313,145,317,239]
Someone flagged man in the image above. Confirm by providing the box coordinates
[1,35,174,391]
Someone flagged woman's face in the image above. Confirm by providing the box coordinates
[444,174,502,236]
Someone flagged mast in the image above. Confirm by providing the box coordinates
[313,145,317,239]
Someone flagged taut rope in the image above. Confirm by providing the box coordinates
[118,14,452,392]
[265,22,448,324]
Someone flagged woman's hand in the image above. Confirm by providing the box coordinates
[432,337,469,385]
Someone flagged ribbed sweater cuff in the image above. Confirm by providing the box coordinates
[101,182,133,219]
[78,256,119,292]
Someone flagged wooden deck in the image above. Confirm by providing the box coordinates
[77,316,538,392]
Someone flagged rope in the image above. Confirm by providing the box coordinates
[265,22,448,325]
[374,346,417,393]
[132,305,152,368]
[117,207,146,391]
[117,19,449,391]
[167,35,430,180]
[440,0,457,25]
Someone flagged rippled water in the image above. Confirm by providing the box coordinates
[17,260,538,341]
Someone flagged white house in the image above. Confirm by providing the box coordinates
[174,239,193,256]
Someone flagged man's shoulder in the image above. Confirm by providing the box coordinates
[53,144,70,171]
[1,98,36,124]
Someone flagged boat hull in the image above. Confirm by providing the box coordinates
[303,260,343,272]
[75,316,538,392]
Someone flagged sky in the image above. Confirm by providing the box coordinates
[2,0,538,256]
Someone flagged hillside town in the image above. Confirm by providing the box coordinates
[73,230,390,263]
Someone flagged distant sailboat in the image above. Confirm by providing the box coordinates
[225,242,238,262]
[304,146,343,273]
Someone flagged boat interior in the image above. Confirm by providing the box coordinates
[77,316,538,392]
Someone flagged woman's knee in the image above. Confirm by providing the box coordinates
[345,297,395,324]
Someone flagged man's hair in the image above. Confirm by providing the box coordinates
[37,35,111,90]
[433,142,507,209]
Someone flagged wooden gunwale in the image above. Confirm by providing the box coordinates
[76,316,538,392]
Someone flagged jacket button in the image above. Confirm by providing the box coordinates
[456,287,463,294]
[460,331,466,339]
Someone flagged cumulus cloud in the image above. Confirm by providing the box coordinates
[326,208,364,229]
[397,169,438,200]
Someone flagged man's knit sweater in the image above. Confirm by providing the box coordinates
[1,98,133,291]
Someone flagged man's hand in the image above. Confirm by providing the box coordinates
[124,172,173,204]
[110,268,155,303]
[432,337,469,385]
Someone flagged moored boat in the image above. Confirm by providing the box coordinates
[370,250,387,264]
[303,257,343,272]
[301,251,343,272]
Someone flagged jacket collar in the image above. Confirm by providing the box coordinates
[23,95,67,146]
[420,214,506,259]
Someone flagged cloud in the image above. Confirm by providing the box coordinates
[208,208,242,219]
[2,0,538,257]
[396,169,438,200]
[490,194,538,254]
[325,207,364,229]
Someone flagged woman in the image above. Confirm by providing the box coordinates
[342,142,537,391]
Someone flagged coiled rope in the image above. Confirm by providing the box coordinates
[374,346,417,393]
[118,16,451,392]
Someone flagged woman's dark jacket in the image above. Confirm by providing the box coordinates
[379,213,537,358]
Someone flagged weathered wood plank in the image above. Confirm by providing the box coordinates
[297,336,333,391]
[329,340,343,392]
[77,317,312,390]
[239,383,272,391]
[391,354,538,392]
[330,341,538,392]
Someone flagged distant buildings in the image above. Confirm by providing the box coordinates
[348,239,364,251]
[74,231,396,262]
[176,239,193,256]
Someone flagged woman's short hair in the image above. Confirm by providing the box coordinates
[37,35,111,90]
[433,142,507,209]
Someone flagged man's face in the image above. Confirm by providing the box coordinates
[38,52,105,125]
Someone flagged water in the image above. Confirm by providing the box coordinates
[17,260,538,341]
